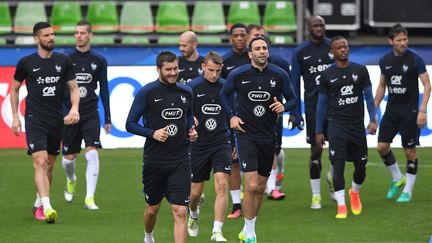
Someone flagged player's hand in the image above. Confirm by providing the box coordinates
[367,120,377,135]
[230,116,245,133]
[231,147,238,160]
[288,114,304,130]
[188,125,198,142]
[193,116,199,127]
[11,118,22,136]
[417,111,427,128]
[269,97,284,113]
[315,133,325,149]
[105,123,112,134]
[64,109,80,125]
[153,126,169,142]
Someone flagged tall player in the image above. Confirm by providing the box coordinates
[375,24,430,203]
[290,15,335,209]
[11,22,80,223]
[62,20,111,210]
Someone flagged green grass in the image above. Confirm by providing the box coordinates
[0,148,431,242]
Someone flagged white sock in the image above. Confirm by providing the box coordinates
[34,193,42,208]
[403,173,416,195]
[41,197,53,212]
[189,209,199,219]
[334,190,345,206]
[144,231,154,243]
[351,182,362,193]
[62,157,76,181]
[85,150,99,199]
[212,220,223,233]
[266,169,276,193]
[244,217,256,238]
[276,150,285,174]
[329,164,334,177]
[231,190,241,204]
[310,178,321,196]
[387,163,402,182]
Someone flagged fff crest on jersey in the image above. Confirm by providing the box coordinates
[181,95,186,103]
[201,104,221,115]
[403,64,408,73]
[166,124,178,137]
[205,118,217,131]
[198,68,203,75]
[55,65,61,73]
[161,108,183,119]
[269,79,276,88]
[248,91,270,101]
[91,62,97,70]
[351,73,358,82]
[328,52,334,59]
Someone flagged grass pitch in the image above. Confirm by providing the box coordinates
[0,148,431,242]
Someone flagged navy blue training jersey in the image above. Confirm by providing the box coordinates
[291,38,334,106]
[178,55,205,84]
[188,76,230,147]
[66,49,111,123]
[319,62,371,124]
[220,63,297,142]
[14,52,76,126]
[379,49,427,114]
[126,80,194,164]
[221,50,250,79]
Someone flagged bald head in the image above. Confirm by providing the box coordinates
[179,31,198,44]
[179,31,199,60]
[308,15,326,42]
[308,15,325,27]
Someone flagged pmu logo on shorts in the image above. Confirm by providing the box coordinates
[340,85,354,96]
[201,104,221,115]
[161,108,183,119]
[248,91,270,101]
[166,123,178,137]
[76,73,93,83]
[253,105,266,117]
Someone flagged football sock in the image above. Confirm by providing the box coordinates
[310,178,321,196]
[34,193,42,208]
[41,197,53,212]
[351,181,362,193]
[387,163,403,182]
[62,157,76,181]
[212,220,223,233]
[266,169,276,193]
[244,217,256,238]
[144,231,154,243]
[403,173,416,194]
[85,150,99,199]
[335,190,346,206]
[189,209,199,219]
[231,190,241,204]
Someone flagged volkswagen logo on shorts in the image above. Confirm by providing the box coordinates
[205,118,217,131]
[253,105,266,117]
[166,124,178,137]
[248,91,270,101]
[161,108,183,119]
[201,104,221,115]
[79,86,87,98]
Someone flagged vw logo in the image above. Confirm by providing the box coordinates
[79,86,87,98]
[166,124,178,137]
[205,118,217,131]
[253,105,266,117]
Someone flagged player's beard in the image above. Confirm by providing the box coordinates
[160,72,178,84]
[41,41,55,52]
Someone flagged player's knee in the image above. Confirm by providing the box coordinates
[146,204,161,217]
[406,159,418,175]
[310,145,323,161]
[172,205,187,219]
[377,143,390,156]
[63,154,76,161]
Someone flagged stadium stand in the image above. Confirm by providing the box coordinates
[0,2,12,34]
[227,1,260,28]
[50,1,82,34]
[192,1,226,33]
[156,1,189,33]
[157,35,179,44]
[270,35,294,44]
[91,35,115,45]
[120,1,153,33]
[14,2,47,34]
[198,35,222,44]
[87,1,118,33]
[263,1,297,33]
[55,35,75,45]
[122,36,150,44]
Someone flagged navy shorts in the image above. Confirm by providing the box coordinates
[142,162,191,206]
[25,114,62,155]
[190,140,231,183]
[378,111,419,148]
[327,122,368,163]
[236,136,275,177]
[305,103,328,145]
[62,111,102,154]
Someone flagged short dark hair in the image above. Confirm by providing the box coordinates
[156,51,178,68]
[229,23,247,35]
[77,19,92,33]
[248,36,269,52]
[330,35,346,46]
[388,23,407,40]
[33,22,51,36]
[246,24,263,34]
[204,51,223,65]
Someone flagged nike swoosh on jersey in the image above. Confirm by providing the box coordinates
[154,98,164,102]
[227,66,236,70]
[33,68,41,72]
[303,55,312,60]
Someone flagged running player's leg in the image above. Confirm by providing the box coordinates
[228,147,242,218]
[62,123,81,202]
